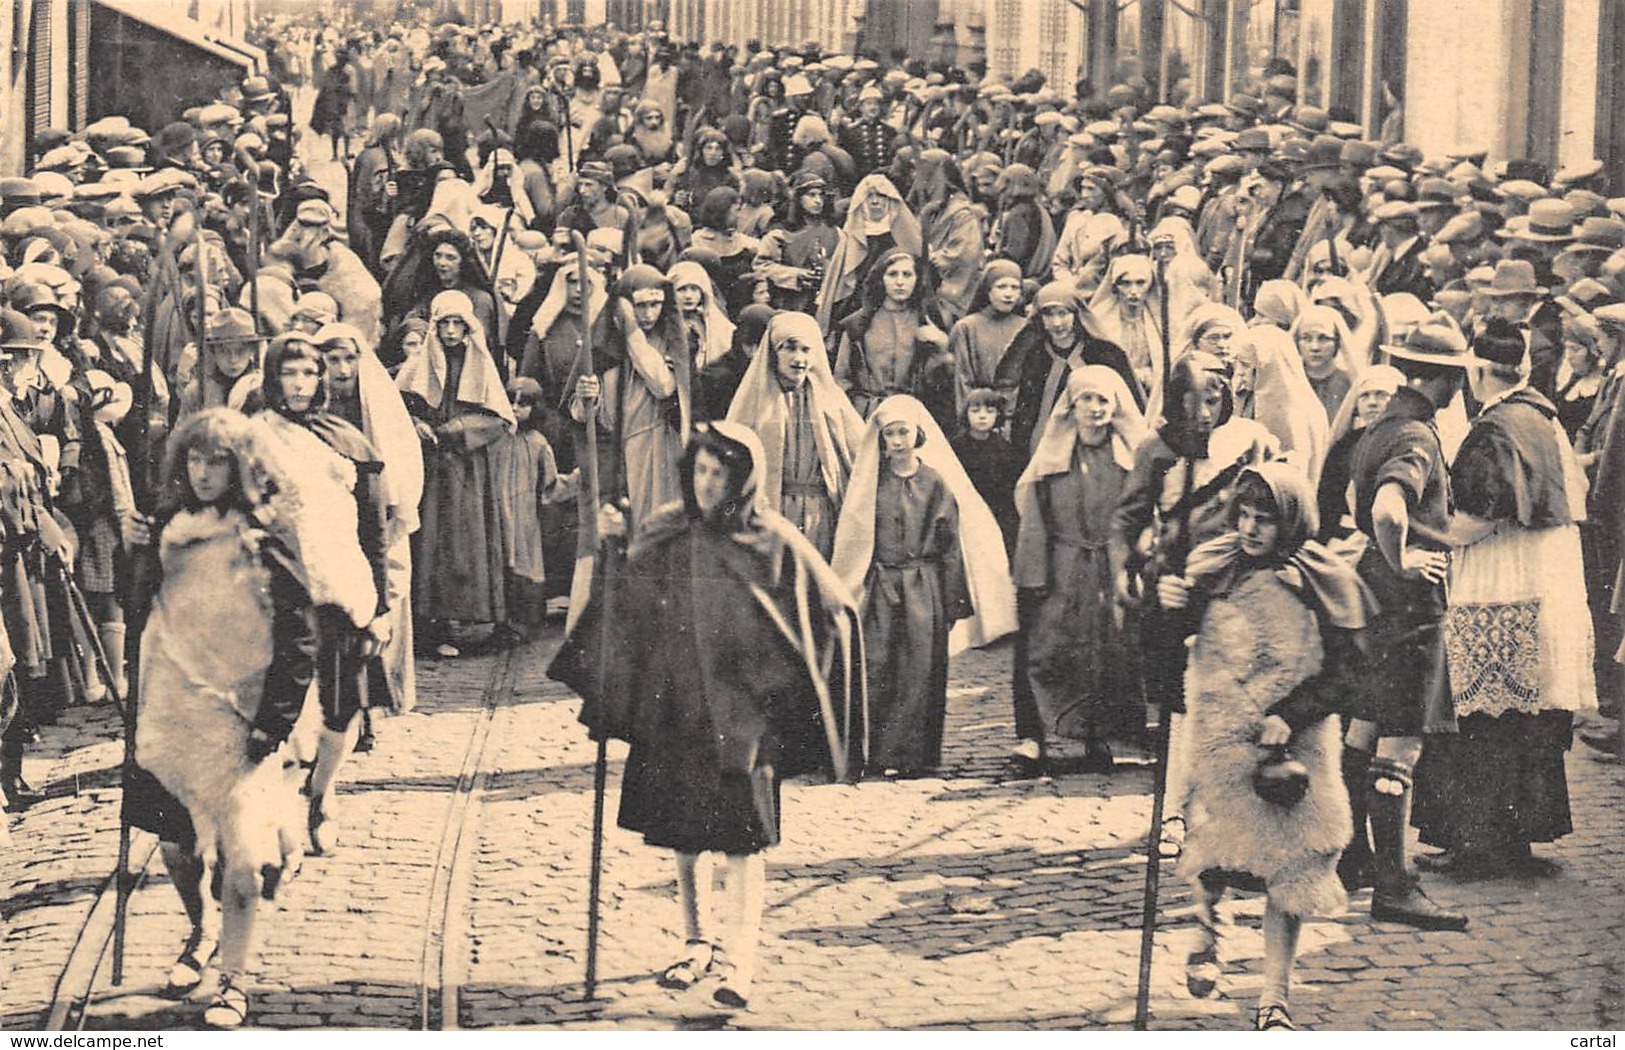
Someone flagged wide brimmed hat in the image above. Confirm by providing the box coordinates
[1481,259,1547,297]
[1499,198,1576,242]
[1382,319,1471,368]
[240,75,275,102]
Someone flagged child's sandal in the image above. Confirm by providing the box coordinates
[657,939,716,990]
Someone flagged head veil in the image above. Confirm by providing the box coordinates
[816,174,923,331]
[312,321,425,533]
[397,289,516,428]
[1251,310,1332,486]
[529,254,608,350]
[724,311,867,512]
[1086,253,1164,405]
[668,259,735,370]
[1009,366,1147,589]
[1184,460,1375,631]
[830,395,1016,653]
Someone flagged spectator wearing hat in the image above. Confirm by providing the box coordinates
[1368,201,1433,301]
[1476,257,1564,400]
[840,85,898,183]
[1342,320,1473,932]
[763,72,817,175]
[1281,135,1352,282]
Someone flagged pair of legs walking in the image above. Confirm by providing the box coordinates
[1187,873,1303,1030]
[669,851,765,1008]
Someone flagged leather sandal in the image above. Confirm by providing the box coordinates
[202,975,249,1029]
[1255,1004,1296,1030]
[656,940,716,990]
[164,928,218,997]
[1159,816,1186,860]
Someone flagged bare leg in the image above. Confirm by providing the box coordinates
[158,841,207,933]
[718,853,765,1004]
[1185,872,1225,997]
[1260,900,1302,1010]
[203,863,260,1027]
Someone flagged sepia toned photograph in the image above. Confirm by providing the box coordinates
[0,0,1621,1034]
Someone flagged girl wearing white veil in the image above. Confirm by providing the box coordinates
[1010,366,1147,768]
[815,174,923,332]
[726,311,867,558]
[831,395,1016,775]
[1087,253,1164,408]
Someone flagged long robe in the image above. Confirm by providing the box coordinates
[861,464,969,773]
[406,348,509,624]
[1012,442,1138,744]
[549,507,865,852]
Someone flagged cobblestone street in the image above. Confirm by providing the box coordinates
[2,626,1622,1031]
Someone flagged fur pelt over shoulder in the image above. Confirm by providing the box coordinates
[134,508,301,878]
[1176,567,1352,919]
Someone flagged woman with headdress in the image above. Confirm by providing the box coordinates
[1290,303,1363,425]
[816,173,923,332]
[949,259,1027,418]
[1156,461,1369,1032]
[1087,254,1164,407]
[757,170,838,315]
[570,265,691,538]
[832,248,953,425]
[725,311,867,559]
[549,421,864,1013]
[689,186,763,318]
[832,395,1014,776]
[1051,167,1129,298]
[130,408,321,1028]
[668,127,743,214]
[517,256,608,451]
[670,260,735,422]
[908,149,985,329]
[397,289,516,657]
[989,163,1057,281]
[1318,364,1404,543]
[1011,365,1147,771]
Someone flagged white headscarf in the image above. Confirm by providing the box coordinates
[816,174,923,331]
[529,255,607,344]
[668,259,735,370]
[725,311,867,510]
[397,290,516,428]
[1014,364,1147,523]
[312,321,424,534]
[830,395,1017,654]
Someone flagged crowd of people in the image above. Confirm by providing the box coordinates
[0,6,1619,1031]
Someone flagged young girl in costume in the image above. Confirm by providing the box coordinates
[832,395,1015,776]
[132,409,321,1028]
[1155,462,1371,1031]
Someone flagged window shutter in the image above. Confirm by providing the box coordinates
[28,0,52,150]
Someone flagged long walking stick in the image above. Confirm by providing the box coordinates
[566,234,610,1002]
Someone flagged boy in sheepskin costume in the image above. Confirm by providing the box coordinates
[1156,462,1372,1031]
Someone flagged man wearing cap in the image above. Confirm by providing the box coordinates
[1368,201,1433,301]
[839,85,897,182]
[175,308,264,417]
[1347,322,1472,931]
[1475,258,1564,399]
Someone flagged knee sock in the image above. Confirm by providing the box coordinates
[721,854,765,995]
[675,852,712,944]
[1367,756,1415,891]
